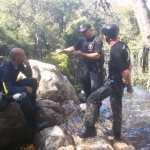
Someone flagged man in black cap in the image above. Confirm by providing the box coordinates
[55,22,104,107]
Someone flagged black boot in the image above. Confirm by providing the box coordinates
[114,133,122,141]
[75,127,96,138]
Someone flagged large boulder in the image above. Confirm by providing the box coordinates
[26,60,79,104]
[36,99,64,126]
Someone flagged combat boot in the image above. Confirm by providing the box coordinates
[75,127,96,138]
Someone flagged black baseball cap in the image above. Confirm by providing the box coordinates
[79,22,91,32]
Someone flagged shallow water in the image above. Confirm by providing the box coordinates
[101,87,150,150]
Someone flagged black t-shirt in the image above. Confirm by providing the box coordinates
[0,60,32,95]
[73,35,103,66]
[109,41,130,77]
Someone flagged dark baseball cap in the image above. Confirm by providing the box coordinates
[79,22,91,32]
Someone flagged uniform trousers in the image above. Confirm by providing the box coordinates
[84,80,124,135]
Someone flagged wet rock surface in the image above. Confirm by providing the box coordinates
[35,100,135,150]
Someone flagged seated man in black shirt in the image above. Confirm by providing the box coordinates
[1,48,37,107]
[55,22,104,107]
[75,23,133,141]
[0,48,49,133]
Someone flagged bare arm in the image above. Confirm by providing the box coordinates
[72,51,100,59]
[122,61,132,87]
[122,69,131,87]
[55,46,75,54]
[121,68,133,93]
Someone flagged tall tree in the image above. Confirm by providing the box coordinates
[131,0,150,46]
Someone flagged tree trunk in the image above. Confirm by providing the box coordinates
[36,34,42,61]
[131,0,150,46]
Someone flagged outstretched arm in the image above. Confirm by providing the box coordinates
[55,46,75,54]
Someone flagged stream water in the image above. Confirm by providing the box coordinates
[101,87,150,150]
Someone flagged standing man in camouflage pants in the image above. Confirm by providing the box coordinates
[76,23,133,141]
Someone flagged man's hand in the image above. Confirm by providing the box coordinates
[26,87,33,94]
[55,49,63,54]
[72,51,83,57]
[23,59,30,67]
[127,86,134,93]
[122,78,129,85]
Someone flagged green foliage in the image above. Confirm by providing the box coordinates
[64,18,87,47]
[0,0,149,91]
[74,83,83,94]
[44,52,74,82]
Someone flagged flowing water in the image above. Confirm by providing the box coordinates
[101,87,150,150]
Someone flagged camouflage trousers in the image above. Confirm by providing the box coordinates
[83,80,124,135]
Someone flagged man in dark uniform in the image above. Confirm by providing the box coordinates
[0,48,49,133]
[55,22,104,105]
[75,23,133,141]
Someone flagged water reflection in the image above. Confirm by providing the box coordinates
[101,87,150,150]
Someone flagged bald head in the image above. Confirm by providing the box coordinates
[10,48,25,61]
[10,48,26,66]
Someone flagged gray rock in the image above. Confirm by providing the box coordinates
[29,60,80,104]
[36,99,64,126]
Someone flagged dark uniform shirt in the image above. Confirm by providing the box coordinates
[0,60,32,95]
[73,35,103,66]
[109,41,130,77]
